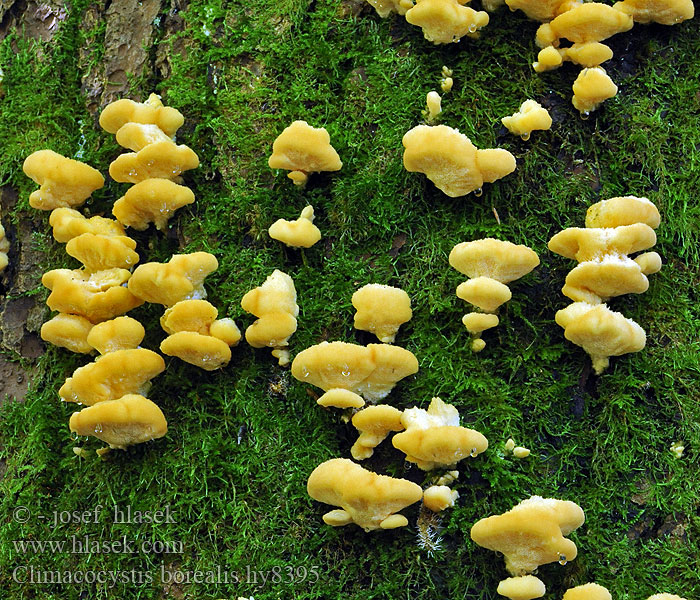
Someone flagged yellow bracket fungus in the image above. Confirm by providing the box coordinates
[535,3,634,48]
[50,208,126,243]
[86,316,145,354]
[425,91,442,122]
[115,122,173,151]
[350,405,405,460]
[572,67,619,114]
[268,120,342,186]
[241,269,298,365]
[555,302,646,374]
[99,93,184,137]
[450,239,539,351]
[501,100,552,140]
[405,0,489,44]
[548,223,657,262]
[128,252,219,307]
[505,0,581,22]
[497,576,546,600]
[268,205,322,248]
[585,195,661,228]
[440,66,454,92]
[109,140,199,184]
[646,595,687,600]
[392,397,488,470]
[307,458,423,531]
[403,125,516,197]
[352,283,412,343]
[42,268,144,323]
[423,485,459,512]
[23,150,105,211]
[534,42,613,72]
[113,179,195,231]
[69,394,167,450]
[470,496,585,575]
[365,0,414,17]
[0,222,8,272]
[60,348,165,406]
[40,314,94,354]
[65,233,139,272]
[563,584,612,600]
[159,299,241,370]
[613,0,694,24]
[291,341,419,406]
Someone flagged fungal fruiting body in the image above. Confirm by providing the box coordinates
[291,341,419,407]
[109,141,199,184]
[268,205,322,248]
[268,120,342,186]
[501,100,552,140]
[497,576,547,600]
[562,583,612,600]
[350,405,405,460]
[86,316,146,354]
[425,91,442,122]
[365,0,414,18]
[307,458,423,531]
[505,0,582,22]
[470,496,585,575]
[0,222,8,272]
[534,3,634,48]
[351,284,412,343]
[612,0,694,24]
[113,179,195,231]
[405,0,489,44]
[533,42,614,72]
[160,299,241,370]
[423,485,459,512]
[572,67,618,115]
[440,66,454,92]
[99,93,184,137]
[449,239,539,351]
[23,150,105,210]
[403,125,516,197]
[240,269,298,365]
[40,314,95,354]
[69,394,167,450]
[49,208,127,243]
[392,396,488,470]
[128,252,219,307]
[549,196,660,373]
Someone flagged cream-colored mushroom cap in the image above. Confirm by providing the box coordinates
[50,208,126,243]
[457,277,512,312]
[42,268,144,323]
[128,252,218,307]
[268,206,321,248]
[350,405,405,460]
[307,458,423,531]
[317,389,366,409]
[470,496,585,575]
[502,100,553,138]
[23,150,105,211]
[393,425,488,470]
[548,224,656,262]
[562,255,650,304]
[563,583,612,600]
[572,67,618,114]
[86,316,145,354]
[161,331,232,370]
[59,348,165,406]
[646,595,687,600]
[555,302,646,374]
[65,233,139,272]
[99,94,184,136]
[505,0,581,22]
[585,196,661,229]
[535,3,633,47]
[244,312,298,349]
[565,42,614,67]
[113,179,195,231]
[40,314,94,354]
[423,485,459,512]
[462,313,499,333]
[0,223,8,272]
[450,239,540,283]
[69,394,167,449]
[497,576,546,600]
[115,122,173,152]
[613,0,694,23]
[160,299,218,334]
[291,341,418,401]
[209,318,242,346]
[405,0,489,44]
[403,125,516,197]
[240,270,298,318]
[352,284,412,343]
[109,141,199,184]
[366,0,413,18]
[635,251,662,275]
[268,121,342,185]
